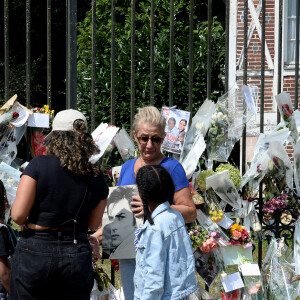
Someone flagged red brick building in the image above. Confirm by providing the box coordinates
[228,0,299,161]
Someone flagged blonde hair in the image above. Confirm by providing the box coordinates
[133,106,166,135]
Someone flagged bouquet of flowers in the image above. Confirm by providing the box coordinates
[225,223,252,248]
[263,194,288,216]
[180,99,215,162]
[294,139,300,197]
[262,238,299,300]
[205,188,224,223]
[113,128,136,162]
[275,92,299,146]
[243,276,263,299]
[93,263,110,292]
[207,85,257,165]
[206,171,241,210]
[187,223,218,252]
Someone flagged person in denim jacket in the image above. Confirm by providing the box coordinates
[134,165,197,300]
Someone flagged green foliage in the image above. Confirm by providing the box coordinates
[77,0,225,128]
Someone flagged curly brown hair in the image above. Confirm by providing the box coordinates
[0,179,8,221]
[46,120,100,176]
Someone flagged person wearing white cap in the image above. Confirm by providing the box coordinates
[9,109,109,299]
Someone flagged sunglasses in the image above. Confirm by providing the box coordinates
[136,136,164,145]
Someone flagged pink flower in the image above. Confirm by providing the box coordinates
[248,286,259,295]
[232,230,241,240]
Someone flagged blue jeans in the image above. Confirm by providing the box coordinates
[119,259,136,300]
[10,229,94,300]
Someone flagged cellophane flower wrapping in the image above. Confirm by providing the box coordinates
[0,162,21,222]
[113,128,136,162]
[262,238,299,300]
[206,171,241,210]
[205,188,224,223]
[90,123,119,164]
[196,209,230,246]
[275,92,299,146]
[187,223,218,253]
[189,284,215,300]
[181,133,206,180]
[242,276,264,300]
[0,126,17,165]
[207,85,257,164]
[294,139,300,196]
[220,289,240,300]
[180,99,215,162]
[265,141,293,190]
[294,218,300,275]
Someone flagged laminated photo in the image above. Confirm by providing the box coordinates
[102,185,143,259]
[161,107,190,154]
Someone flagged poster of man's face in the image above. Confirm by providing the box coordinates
[161,107,190,154]
[102,185,143,259]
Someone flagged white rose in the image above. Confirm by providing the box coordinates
[217,112,223,119]
[211,114,217,123]
[253,222,262,232]
[195,122,205,133]
[268,161,274,171]
[7,178,14,186]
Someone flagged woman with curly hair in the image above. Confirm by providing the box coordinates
[9,109,109,299]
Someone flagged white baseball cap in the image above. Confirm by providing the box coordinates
[45,109,87,140]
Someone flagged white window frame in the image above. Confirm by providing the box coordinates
[284,0,299,67]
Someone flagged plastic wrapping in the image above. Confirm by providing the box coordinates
[266,141,293,190]
[180,99,215,162]
[113,128,136,162]
[181,133,206,180]
[294,139,300,196]
[90,124,119,164]
[0,162,21,222]
[196,209,229,245]
[275,92,299,146]
[207,85,258,163]
[262,238,299,300]
[205,188,224,223]
[294,218,300,275]
[206,171,241,209]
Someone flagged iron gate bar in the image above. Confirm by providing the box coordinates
[66,0,77,109]
[224,0,229,93]
[169,0,174,107]
[188,0,194,113]
[277,0,283,124]
[150,0,154,105]
[47,0,52,108]
[26,0,31,107]
[295,0,300,109]
[130,0,136,129]
[4,0,9,101]
[110,0,116,124]
[242,0,248,175]
[258,0,266,270]
[91,0,96,131]
[207,0,212,99]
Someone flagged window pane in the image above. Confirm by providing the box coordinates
[288,18,296,40]
[288,0,296,17]
[287,41,296,62]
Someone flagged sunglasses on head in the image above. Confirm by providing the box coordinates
[136,136,164,145]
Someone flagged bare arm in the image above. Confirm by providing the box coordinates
[131,186,196,223]
[11,175,37,225]
[171,186,196,223]
[0,258,10,292]
[88,198,107,230]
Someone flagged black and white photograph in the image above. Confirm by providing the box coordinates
[102,185,143,259]
[161,107,190,154]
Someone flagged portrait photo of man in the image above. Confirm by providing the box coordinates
[102,185,143,259]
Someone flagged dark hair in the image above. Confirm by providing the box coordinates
[180,119,187,125]
[46,119,100,176]
[0,180,8,221]
[136,165,175,225]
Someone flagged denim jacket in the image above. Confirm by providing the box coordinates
[134,201,197,300]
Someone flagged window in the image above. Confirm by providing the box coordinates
[285,0,299,64]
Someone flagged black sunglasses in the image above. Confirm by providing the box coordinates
[136,136,164,145]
